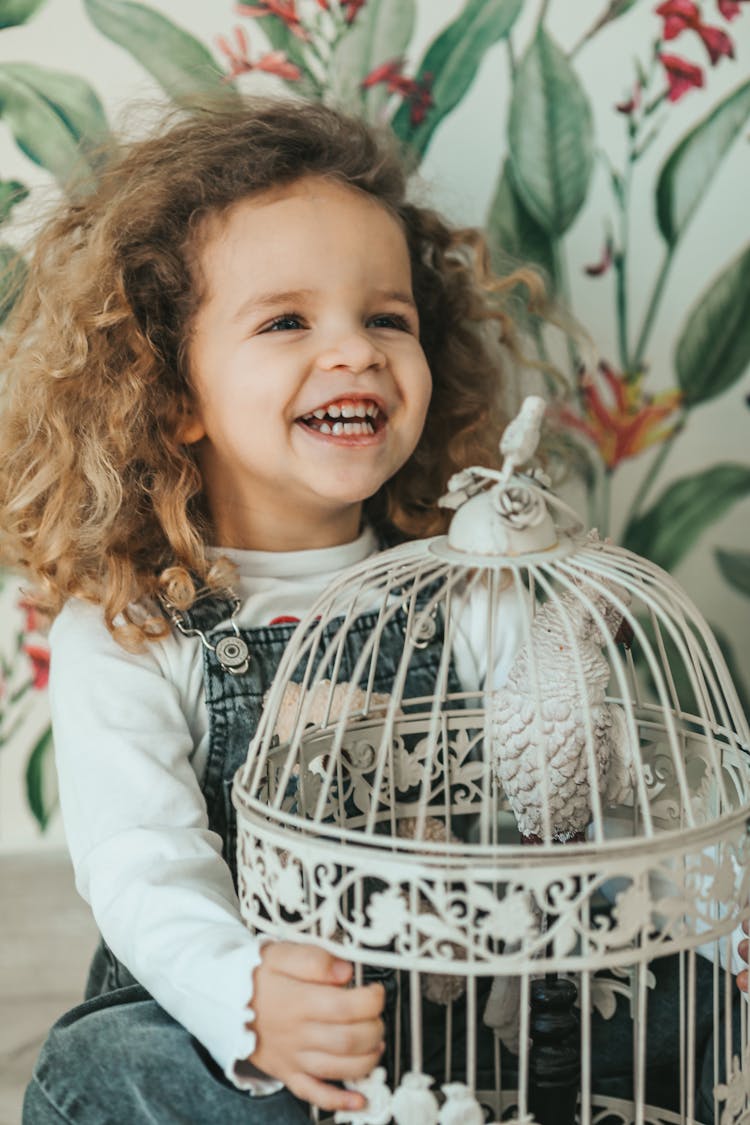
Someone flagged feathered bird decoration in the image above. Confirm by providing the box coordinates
[491,547,635,842]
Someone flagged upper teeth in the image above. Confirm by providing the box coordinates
[302,400,380,422]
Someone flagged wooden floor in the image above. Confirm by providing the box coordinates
[0,850,97,1125]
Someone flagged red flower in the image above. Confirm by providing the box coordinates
[361,57,404,88]
[584,239,614,277]
[235,1,308,40]
[655,1,735,63]
[696,22,735,60]
[658,52,704,100]
[404,77,433,125]
[24,643,50,691]
[361,59,433,125]
[717,0,748,18]
[18,596,42,635]
[255,50,302,79]
[342,0,367,22]
[556,362,683,470]
[657,0,701,36]
[217,28,301,80]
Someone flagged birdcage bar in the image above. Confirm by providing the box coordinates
[514,565,556,844]
[480,566,505,843]
[555,553,699,832]
[567,548,739,748]
[518,969,532,1117]
[613,550,748,744]
[405,579,459,842]
[718,933,727,1088]
[408,966,422,1075]
[307,559,446,833]
[686,950,697,1122]
[580,966,592,1125]
[644,595,738,774]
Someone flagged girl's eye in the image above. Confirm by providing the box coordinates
[368,313,411,331]
[263,314,305,332]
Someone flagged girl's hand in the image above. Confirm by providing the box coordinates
[249,941,386,1114]
[737,919,749,993]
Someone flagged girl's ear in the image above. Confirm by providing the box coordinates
[177,401,206,445]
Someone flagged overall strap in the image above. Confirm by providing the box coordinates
[160,587,251,676]
[166,588,238,634]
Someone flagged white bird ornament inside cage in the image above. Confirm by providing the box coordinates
[233,396,750,1125]
[491,546,635,843]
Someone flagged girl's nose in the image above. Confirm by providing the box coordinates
[316,329,386,374]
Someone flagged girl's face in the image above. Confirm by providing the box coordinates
[184,176,432,551]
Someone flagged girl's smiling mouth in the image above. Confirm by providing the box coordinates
[296,396,387,439]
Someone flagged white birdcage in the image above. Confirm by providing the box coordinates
[233,397,750,1125]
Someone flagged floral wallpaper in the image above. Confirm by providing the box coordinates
[0,0,748,845]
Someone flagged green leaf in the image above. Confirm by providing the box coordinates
[0,62,109,182]
[716,548,750,598]
[623,463,750,572]
[331,0,416,119]
[486,159,556,281]
[0,0,45,27]
[25,725,56,831]
[0,243,27,323]
[675,243,750,406]
[656,78,750,246]
[0,177,28,224]
[508,28,594,236]
[83,0,231,102]
[390,0,523,159]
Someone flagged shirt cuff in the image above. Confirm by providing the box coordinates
[219,936,283,1094]
[230,1059,285,1096]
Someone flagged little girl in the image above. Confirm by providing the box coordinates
[0,96,541,1123]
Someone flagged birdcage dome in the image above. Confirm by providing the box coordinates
[233,397,750,1125]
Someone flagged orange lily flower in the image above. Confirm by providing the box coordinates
[23,643,50,691]
[558,362,683,470]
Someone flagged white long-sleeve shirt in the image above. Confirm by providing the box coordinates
[50,528,524,1092]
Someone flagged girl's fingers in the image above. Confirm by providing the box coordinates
[297,1044,385,1081]
[737,969,748,993]
[263,942,353,986]
[739,938,749,963]
[313,981,385,1023]
[288,1073,366,1115]
[302,1018,385,1058]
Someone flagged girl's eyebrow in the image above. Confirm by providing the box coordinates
[372,289,418,310]
[231,288,417,322]
[231,289,314,323]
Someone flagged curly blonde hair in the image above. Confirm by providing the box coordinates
[0,95,545,647]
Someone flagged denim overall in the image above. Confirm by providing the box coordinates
[24,589,738,1123]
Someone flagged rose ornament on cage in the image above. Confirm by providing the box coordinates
[233,396,750,1125]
